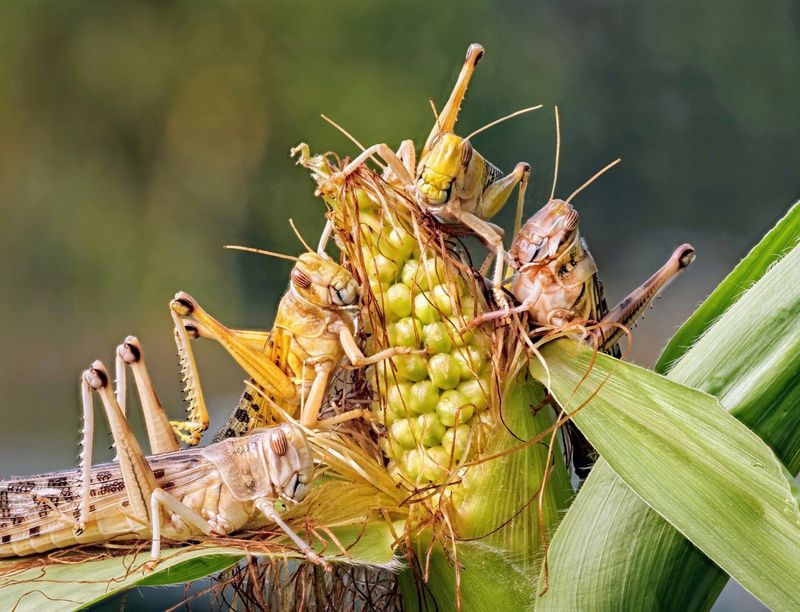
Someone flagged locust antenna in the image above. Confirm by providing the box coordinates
[289,218,315,253]
[320,114,366,151]
[464,105,543,142]
[550,106,561,201]
[320,113,385,169]
[224,245,300,262]
[565,158,622,204]
[428,98,440,122]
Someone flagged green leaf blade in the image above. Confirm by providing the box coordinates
[535,215,800,612]
[532,341,800,611]
[656,200,800,372]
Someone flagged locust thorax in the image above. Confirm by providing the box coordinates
[290,253,359,308]
[510,199,580,269]
[202,423,314,503]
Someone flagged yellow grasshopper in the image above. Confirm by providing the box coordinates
[329,43,534,305]
[169,248,418,445]
[0,357,327,569]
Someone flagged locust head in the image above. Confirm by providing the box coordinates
[261,423,315,502]
[415,133,472,207]
[511,199,580,269]
[291,253,359,308]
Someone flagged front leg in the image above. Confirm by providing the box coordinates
[456,210,511,308]
[337,323,423,367]
[336,143,414,187]
[382,139,416,185]
[148,488,215,568]
[255,497,331,571]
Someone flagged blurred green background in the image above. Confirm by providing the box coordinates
[0,2,796,609]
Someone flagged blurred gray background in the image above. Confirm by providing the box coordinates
[0,1,796,610]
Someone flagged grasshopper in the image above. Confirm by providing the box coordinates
[329,43,533,305]
[471,196,695,477]
[169,249,418,445]
[0,354,328,569]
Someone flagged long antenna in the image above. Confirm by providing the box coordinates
[289,218,315,253]
[428,98,440,122]
[320,114,385,169]
[320,114,367,151]
[224,245,300,262]
[550,106,561,201]
[565,158,622,203]
[463,105,543,142]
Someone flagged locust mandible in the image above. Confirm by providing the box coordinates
[0,354,328,569]
[328,43,535,305]
[170,247,418,445]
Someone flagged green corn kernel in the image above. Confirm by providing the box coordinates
[393,354,429,382]
[428,353,461,390]
[402,448,425,482]
[386,227,416,259]
[451,345,487,380]
[436,389,474,427]
[354,188,375,210]
[386,283,413,319]
[457,378,489,411]
[421,257,445,288]
[423,321,453,354]
[393,316,423,348]
[387,381,413,417]
[390,418,418,450]
[413,291,441,324]
[409,379,440,414]
[441,424,472,460]
[400,259,421,288]
[422,446,451,482]
[431,283,456,316]
[374,253,398,284]
[415,413,446,447]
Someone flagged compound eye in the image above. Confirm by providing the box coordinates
[269,428,289,456]
[291,268,312,289]
[461,140,473,166]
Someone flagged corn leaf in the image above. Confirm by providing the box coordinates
[458,375,573,573]
[398,537,537,612]
[0,521,400,611]
[657,200,800,372]
[530,338,800,611]
[533,206,800,611]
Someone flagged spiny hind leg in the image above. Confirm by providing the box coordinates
[595,244,695,350]
[80,362,157,533]
[169,292,293,445]
[116,337,180,455]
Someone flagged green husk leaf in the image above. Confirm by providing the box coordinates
[535,209,800,611]
[459,375,572,573]
[0,521,400,611]
[530,339,800,611]
[398,536,537,612]
[656,200,800,372]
